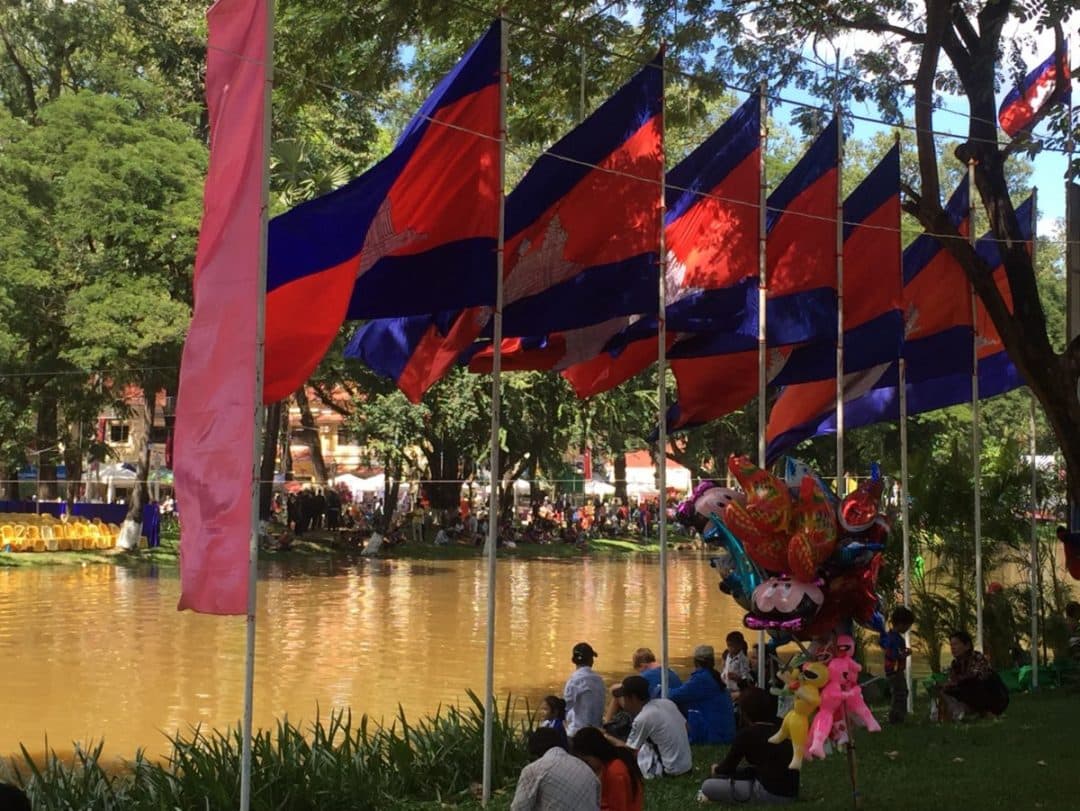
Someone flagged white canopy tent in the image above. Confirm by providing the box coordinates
[584,479,616,496]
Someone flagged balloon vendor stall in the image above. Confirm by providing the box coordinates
[676,454,885,780]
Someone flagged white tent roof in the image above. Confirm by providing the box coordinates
[98,463,138,480]
[584,479,616,496]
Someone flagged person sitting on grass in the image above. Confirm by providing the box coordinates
[696,686,799,805]
[609,675,692,779]
[632,646,682,697]
[538,695,568,749]
[668,645,736,744]
[721,631,753,697]
[571,726,645,811]
[510,727,600,811]
[942,630,1009,720]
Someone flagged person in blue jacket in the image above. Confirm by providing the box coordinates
[669,644,736,744]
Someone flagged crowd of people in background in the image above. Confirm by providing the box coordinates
[267,485,694,552]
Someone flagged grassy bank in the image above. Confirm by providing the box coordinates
[4,690,1076,810]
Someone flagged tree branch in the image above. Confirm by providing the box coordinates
[0,24,38,119]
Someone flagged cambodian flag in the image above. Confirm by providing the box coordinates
[999,45,1071,137]
[765,191,1032,461]
[748,118,840,347]
[770,145,903,386]
[347,56,663,400]
[471,92,758,383]
[500,54,663,336]
[263,22,501,403]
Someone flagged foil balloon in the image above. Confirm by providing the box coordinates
[804,553,884,639]
[745,576,824,631]
[783,457,838,504]
[770,661,830,770]
[705,514,763,609]
[787,476,838,582]
[728,455,792,533]
[676,480,718,529]
[725,499,789,572]
[695,486,746,519]
[839,479,884,533]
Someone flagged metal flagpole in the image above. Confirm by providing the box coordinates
[896,133,913,714]
[657,47,670,698]
[1029,188,1040,689]
[834,97,845,494]
[968,158,984,653]
[1067,90,1080,533]
[899,357,913,713]
[240,2,274,809]
[756,82,768,687]
[481,16,507,805]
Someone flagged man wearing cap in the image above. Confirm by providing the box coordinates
[668,644,736,745]
[564,642,606,736]
[612,674,692,779]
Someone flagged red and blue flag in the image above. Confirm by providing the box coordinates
[766,190,1031,461]
[770,145,903,385]
[748,118,839,347]
[500,54,663,336]
[999,45,1071,137]
[263,22,501,403]
[347,55,663,400]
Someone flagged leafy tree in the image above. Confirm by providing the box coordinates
[0,88,202,538]
[697,0,1080,509]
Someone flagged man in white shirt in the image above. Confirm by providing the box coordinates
[612,674,692,779]
[510,727,600,811]
[563,642,605,735]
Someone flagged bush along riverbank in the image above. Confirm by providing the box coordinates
[4,693,532,810]
[5,690,1078,810]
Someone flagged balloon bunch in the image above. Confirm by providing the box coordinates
[675,454,888,639]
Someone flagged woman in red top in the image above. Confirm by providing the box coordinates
[571,726,644,811]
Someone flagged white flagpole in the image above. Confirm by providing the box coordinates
[756,82,768,687]
[657,48,670,698]
[899,357,912,713]
[481,16,507,805]
[834,99,845,494]
[240,2,274,809]
[968,158,984,653]
[1029,187,1040,689]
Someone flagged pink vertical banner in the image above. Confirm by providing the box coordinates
[176,0,268,614]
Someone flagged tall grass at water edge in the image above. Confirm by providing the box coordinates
[3,692,533,810]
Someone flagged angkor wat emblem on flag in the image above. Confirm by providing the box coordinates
[358,196,426,276]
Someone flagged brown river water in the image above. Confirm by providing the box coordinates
[1,554,771,762]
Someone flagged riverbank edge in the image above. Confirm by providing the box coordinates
[0,531,687,569]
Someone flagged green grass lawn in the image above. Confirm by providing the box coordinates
[427,690,1079,811]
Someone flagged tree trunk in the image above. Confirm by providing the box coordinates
[0,464,15,501]
[259,402,281,521]
[36,393,59,500]
[613,445,628,505]
[293,387,328,484]
[426,438,464,510]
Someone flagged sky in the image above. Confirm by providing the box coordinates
[781,13,1078,239]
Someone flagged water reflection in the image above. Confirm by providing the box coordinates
[1,555,755,760]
